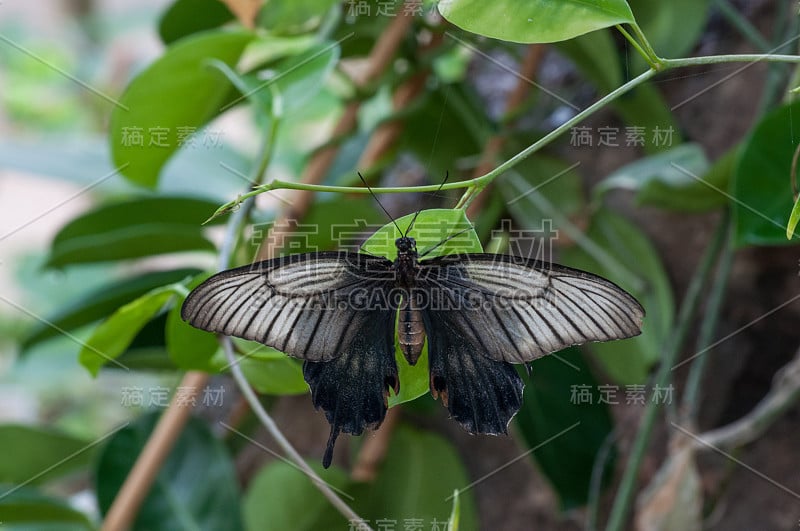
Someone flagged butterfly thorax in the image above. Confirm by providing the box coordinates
[393,236,419,289]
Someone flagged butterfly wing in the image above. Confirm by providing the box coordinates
[417,253,644,433]
[181,251,395,362]
[418,253,645,364]
[181,252,399,467]
[423,306,524,434]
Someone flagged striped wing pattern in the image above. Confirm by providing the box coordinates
[181,252,395,362]
[182,250,645,466]
[419,254,645,364]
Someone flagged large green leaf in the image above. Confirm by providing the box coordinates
[362,209,482,407]
[561,210,674,383]
[238,355,309,395]
[211,40,340,118]
[594,143,730,211]
[21,268,199,351]
[79,286,178,376]
[0,488,94,531]
[110,30,254,188]
[401,85,485,181]
[46,197,222,267]
[242,425,477,530]
[96,413,243,531]
[515,348,615,509]
[353,425,478,526]
[243,461,351,531]
[166,273,219,372]
[0,425,91,485]
[438,0,635,44]
[158,0,235,45]
[733,100,800,246]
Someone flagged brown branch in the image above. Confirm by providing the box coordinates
[101,371,209,531]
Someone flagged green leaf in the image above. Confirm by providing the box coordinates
[354,425,478,526]
[238,355,309,395]
[594,143,729,211]
[53,197,223,245]
[96,413,243,531]
[561,210,674,383]
[438,0,635,44]
[362,209,481,260]
[362,209,482,407]
[0,488,94,531]
[555,29,622,93]
[158,0,235,45]
[212,41,340,117]
[258,0,339,35]
[243,425,478,530]
[628,0,711,69]
[79,286,178,376]
[733,100,800,246]
[243,461,351,531]
[0,425,92,485]
[502,155,585,226]
[110,30,254,188]
[787,194,800,239]
[47,225,215,267]
[447,489,461,531]
[21,268,200,351]
[166,273,219,371]
[515,348,615,509]
[46,196,222,267]
[401,85,484,181]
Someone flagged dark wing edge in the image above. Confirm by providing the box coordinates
[180,252,394,362]
[418,253,645,364]
[423,307,524,435]
[303,308,398,468]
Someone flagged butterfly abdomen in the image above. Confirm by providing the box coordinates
[398,295,425,365]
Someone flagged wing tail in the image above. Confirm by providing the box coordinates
[302,312,398,467]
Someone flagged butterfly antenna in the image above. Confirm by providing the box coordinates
[359,172,401,234]
[404,171,450,236]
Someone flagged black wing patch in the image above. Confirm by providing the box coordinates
[181,252,394,362]
[303,308,398,468]
[424,306,524,434]
[418,254,645,364]
[182,252,399,467]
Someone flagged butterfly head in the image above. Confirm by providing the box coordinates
[395,236,417,255]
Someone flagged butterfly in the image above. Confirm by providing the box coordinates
[181,211,645,468]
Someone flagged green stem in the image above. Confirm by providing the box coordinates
[208,68,660,222]
[662,53,800,68]
[474,68,658,189]
[210,52,800,222]
[616,25,660,69]
[604,214,729,531]
[682,211,733,420]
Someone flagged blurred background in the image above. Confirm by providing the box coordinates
[1,1,799,530]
